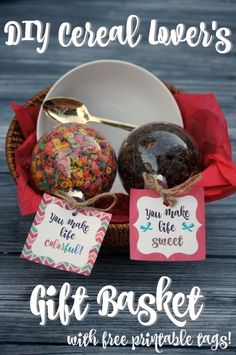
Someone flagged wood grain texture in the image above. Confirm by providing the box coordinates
[2,345,236,355]
[0,0,235,354]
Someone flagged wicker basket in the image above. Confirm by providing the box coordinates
[5,84,182,247]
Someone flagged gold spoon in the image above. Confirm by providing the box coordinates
[43,97,137,132]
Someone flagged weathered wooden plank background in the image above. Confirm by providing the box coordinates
[0,0,235,354]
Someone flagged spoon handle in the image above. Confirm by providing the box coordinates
[90,115,137,132]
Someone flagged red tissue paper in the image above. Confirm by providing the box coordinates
[11,93,236,221]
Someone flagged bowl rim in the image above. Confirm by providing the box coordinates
[36,59,183,139]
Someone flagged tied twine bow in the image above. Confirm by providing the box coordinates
[143,172,202,206]
[53,190,118,212]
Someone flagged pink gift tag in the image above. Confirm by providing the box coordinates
[130,188,205,261]
[21,194,112,276]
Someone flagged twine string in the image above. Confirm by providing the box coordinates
[143,172,202,207]
[53,190,118,212]
[53,172,201,211]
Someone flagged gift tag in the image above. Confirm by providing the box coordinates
[21,194,112,276]
[130,188,205,261]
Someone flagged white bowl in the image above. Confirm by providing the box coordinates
[37,60,183,193]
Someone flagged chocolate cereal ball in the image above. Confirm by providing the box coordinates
[118,122,201,193]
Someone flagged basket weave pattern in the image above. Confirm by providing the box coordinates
[5,84,181,247]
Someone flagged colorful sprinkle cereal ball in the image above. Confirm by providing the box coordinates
[31,123,117,198]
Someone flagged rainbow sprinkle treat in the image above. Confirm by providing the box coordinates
[31,123,117,198]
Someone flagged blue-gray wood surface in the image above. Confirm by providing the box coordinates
[0,0,235,354]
